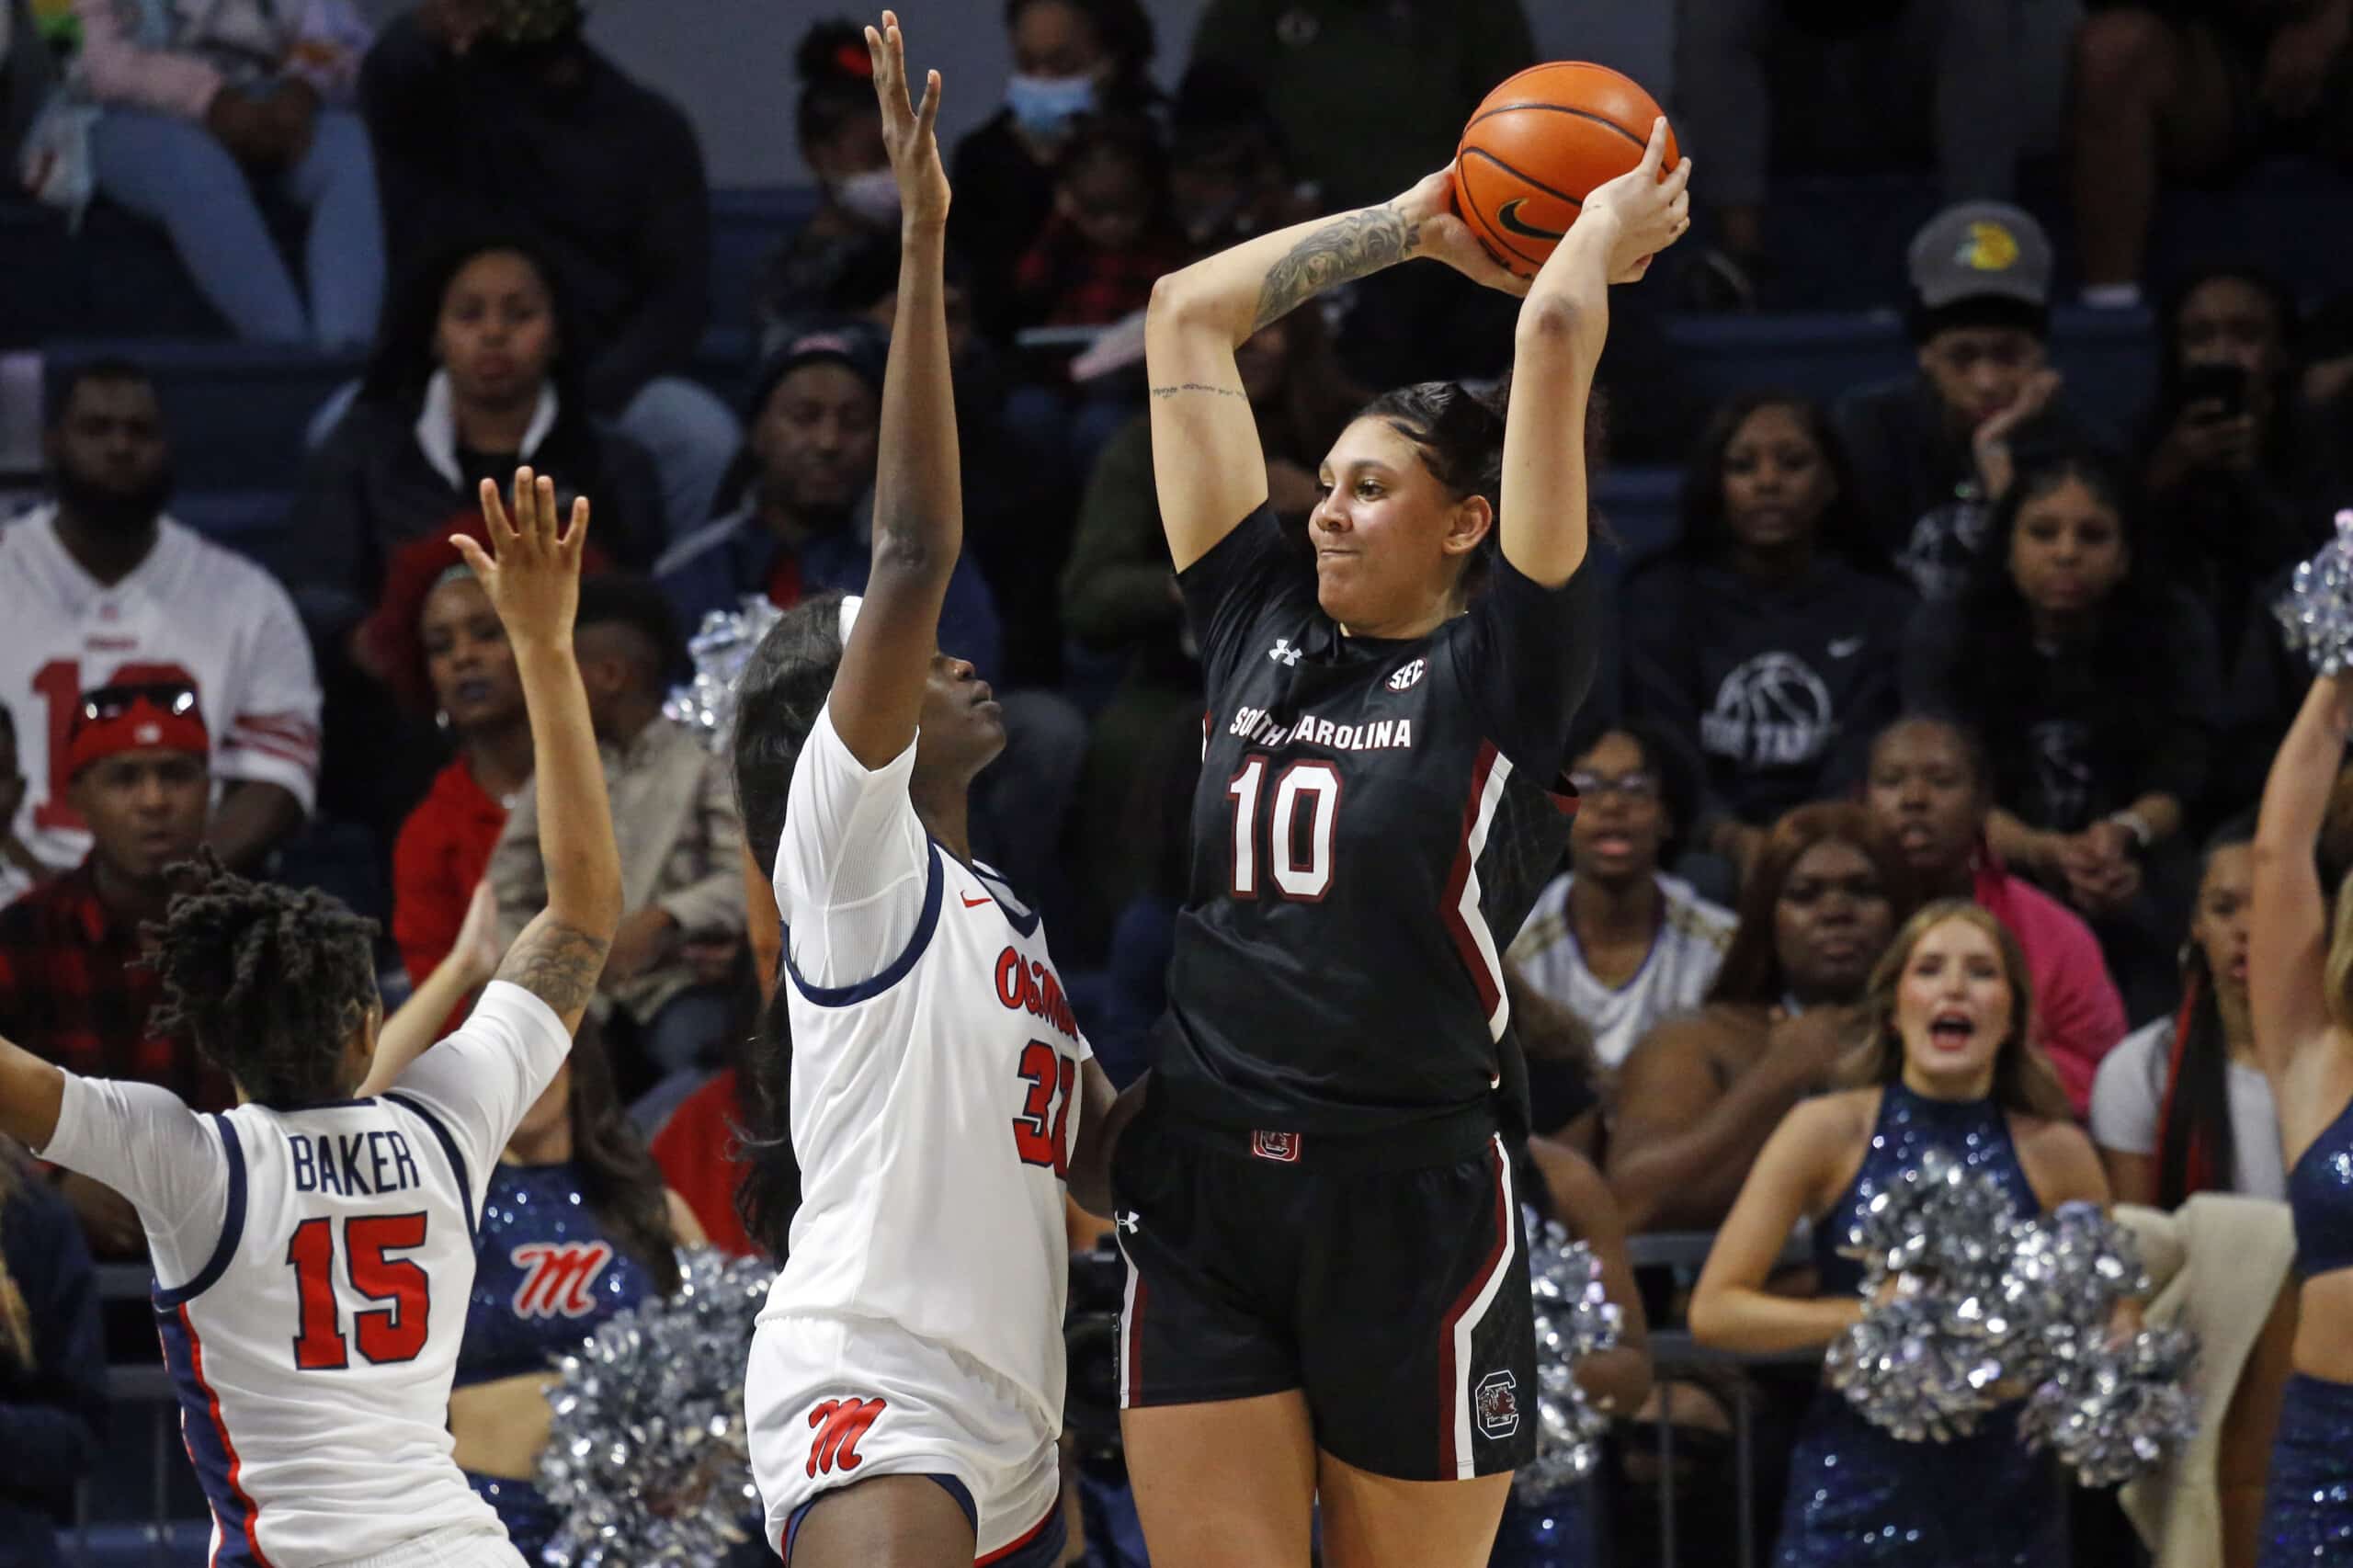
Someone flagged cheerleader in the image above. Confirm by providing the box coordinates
[1689,900,2108,1564]
[2248,671,2353,1562]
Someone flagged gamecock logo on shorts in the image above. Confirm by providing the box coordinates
[806,1396,888,1478]
[1476,1370,1520,1438]
[1250,1131,1301,1164]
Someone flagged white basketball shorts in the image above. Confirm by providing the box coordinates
[747,1312,1062,1563]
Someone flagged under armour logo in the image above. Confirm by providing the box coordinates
[1114,1210,1140,1235]
[1268,639,1302,666]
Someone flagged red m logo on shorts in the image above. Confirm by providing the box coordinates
[509,1242,614,1319]
[806,1396,888,1477]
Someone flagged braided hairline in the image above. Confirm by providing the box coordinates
[146,851,381,1109]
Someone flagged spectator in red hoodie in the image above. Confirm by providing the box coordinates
[365,511,611,991]
[1863,713,2128,1115]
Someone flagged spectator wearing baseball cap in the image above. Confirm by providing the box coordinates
[0,681,232,1256]
[656,322,1086,934]
[1834,201,2116,602]
[654,322,1003,675]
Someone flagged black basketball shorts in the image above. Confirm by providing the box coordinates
[1108,1099,1536,1483]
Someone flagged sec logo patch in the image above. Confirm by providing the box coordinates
[1388,659,1426,692]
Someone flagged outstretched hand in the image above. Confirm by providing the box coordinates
[867,10,948,227]
[1577,119,1693,283]
[454,469,590,652]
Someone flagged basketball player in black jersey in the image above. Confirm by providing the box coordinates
[1109,125,1691,1567]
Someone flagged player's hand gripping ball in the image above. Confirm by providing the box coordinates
[1454,62,1682,278]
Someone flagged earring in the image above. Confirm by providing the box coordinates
[435,709,451,733]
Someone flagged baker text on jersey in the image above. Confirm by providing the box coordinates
[290,1127,424,1197]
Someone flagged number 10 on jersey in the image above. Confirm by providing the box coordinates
[1226,756,1340,901]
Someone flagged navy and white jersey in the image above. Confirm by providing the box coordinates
[755,706,1090,1430]
[1156,505,1599,1135]
[36,983,571,1565]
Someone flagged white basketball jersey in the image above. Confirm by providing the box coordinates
[0,506,322,904]
[759,707,1088,1432]
[38,983,572,1565]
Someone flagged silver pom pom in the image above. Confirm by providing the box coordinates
[2019,1327,2200,1489]
[1513,1212,1623,1503]
[1827,1149,2029,1442]
[537,1249,779,1566]
[1825,1283,2009,1443]
[2275,510,2353,676]
[663,597,786,753]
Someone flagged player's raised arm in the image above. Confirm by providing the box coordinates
[1497,119,1690,586]
[1144,166,1527,573]
[2252,671,2351,1086]
[827,12,961,770]
[453,471,621,1034]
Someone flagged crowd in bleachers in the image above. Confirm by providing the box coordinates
[0,0,2350,1562]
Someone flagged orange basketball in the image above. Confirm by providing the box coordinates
[1454,62,1680,278]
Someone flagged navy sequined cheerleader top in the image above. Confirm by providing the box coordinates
[456,1161,664,1550]
[1813,1081,2038,1292]
[2288,1091,2353,1278]
[1774,1084,2065,1568]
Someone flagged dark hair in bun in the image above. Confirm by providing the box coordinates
[796,19,878,153]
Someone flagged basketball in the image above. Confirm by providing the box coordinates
[1454,62,1680,278]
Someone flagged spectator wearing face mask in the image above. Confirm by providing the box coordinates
[757,20,902,346]
[1835,203,2114,602]
[949,0,1160,344]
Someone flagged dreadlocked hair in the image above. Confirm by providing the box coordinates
[147,850,381,1109]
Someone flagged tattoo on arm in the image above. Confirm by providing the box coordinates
[1150,382,1248,401]
[1253,205,1420,333]
[494,920,611,1017]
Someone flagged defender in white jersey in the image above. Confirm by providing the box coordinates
[0,470,620,1568]
[734,22,1126,1565]
[2,363,323,904]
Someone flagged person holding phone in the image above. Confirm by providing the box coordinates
[2141,266,2332,660]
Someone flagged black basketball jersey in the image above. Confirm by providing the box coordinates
[1154,505,1601,1136]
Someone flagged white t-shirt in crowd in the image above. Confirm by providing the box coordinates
[2088,1017,2286,1202]
[0,505,322,905]
[1508,871,1737,1068]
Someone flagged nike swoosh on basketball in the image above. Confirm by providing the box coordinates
[1496,199,1567,242]
[961,893,995,909]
